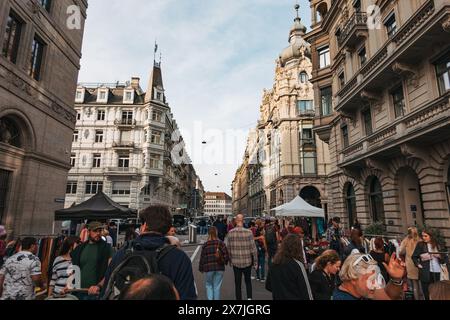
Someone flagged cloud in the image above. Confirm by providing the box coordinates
[78,0,311,194]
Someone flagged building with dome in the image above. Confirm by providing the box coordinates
[233,6,331,234]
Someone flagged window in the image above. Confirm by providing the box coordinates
[29,36,45,81]
[358,46,367,66]
[70,154,76,167]
[299,71,309,84]
[66,181,77,195]
[76,91,83,102]
[151,130,162,145]
[2,12,22,64]
[436,54,450,95]
[297,100,314,115]
[126,92,132,101]
[112,182,131,195]
[99,91,106,100]
[92,154,101,168]
[385,14,397,38]
[152,110,162,122]
[369,177,385,223]
[97,110,105,121]
[345,184,357,228]
[118,155,130,168]
[85,181,103,194]
[362,107,373,136]
[302,129,313,142]
[157,92,162,100]
[353,0,361,13]
[302,151,317,174]
[392,86,405,118]
[76,112,81,121]
[150,154,161,169]
[121,111,133,125]
[73,130,79,142]
[318,46,330,68]
[95,130,104,143]
[320,87,332,116]
[342,124,349,148]
[39,0,52,12]
[339,72,345,89]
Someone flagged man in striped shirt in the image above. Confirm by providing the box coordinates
[226,214,258,300]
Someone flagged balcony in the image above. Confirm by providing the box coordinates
[314,113,336,143]
[339,93,450,167]
[114,119,137,129]
[337,12,368,50]
[297,110,316,118]
[112,141,135,150]
[104,167,139,176]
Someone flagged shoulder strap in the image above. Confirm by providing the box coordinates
[294,259,314,301]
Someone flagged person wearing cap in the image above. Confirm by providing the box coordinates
[326,217,345,257]
[0,226,7,268]
[71,221,114,300]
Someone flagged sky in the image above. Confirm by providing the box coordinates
[78,0,311,195]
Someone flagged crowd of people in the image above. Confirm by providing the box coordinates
[0,209,449,301]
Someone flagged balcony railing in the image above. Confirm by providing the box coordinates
[112,142,135,149]
[337,12,368,48]
[105,167,139,174]
[114,119,137,126]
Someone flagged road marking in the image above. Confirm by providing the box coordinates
[190,245,201,263]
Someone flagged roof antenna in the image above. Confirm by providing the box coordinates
[295,2,300,19]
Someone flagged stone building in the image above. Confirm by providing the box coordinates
[204,192,232,217]
[66,63,203,215]
[233,7,331,222]
[0,0,88,237]
[306,0,450,244]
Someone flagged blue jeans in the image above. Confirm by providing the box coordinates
[205,271,224,300]
[257,253,266,280]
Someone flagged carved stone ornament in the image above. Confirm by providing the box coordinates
[364,158,387,172]
[442,16,450,33]
[340,111,357,127]
[392,62,419,87]
[82,155,87,166]
[360,90,382,112]
[400,143,428,161]
[84,129,90,139]
[342,167,360,181]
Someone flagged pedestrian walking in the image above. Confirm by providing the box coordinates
[326,217,345,258]
[108,222,118,247]
[102,205,197,300]
[370,237,390,283]
[199,227,229,300]
[343,228,366,262]
[309,250,341,300]
[254,219,267,282]
[226,214,257,301]
[400,227,422,300]
[48,237,81,297]
[265,217,279,269]
[213,217,228,242]
[0,237,45,300]
[102,229,114,247]
[333,253,406,300]
[265,234,313,300]
[71,222,114,300]
[412,229,446,300]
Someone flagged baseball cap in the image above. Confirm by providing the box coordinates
[87,221,105,231]
[0,225,6,237]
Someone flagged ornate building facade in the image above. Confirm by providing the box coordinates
[233,8,331,220]
[0,0,88,237]
[66,63,204,215]
[306,0,450,244]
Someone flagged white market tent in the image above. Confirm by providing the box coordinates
[272,196,325,218]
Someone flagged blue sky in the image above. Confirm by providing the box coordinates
[78,0,311,195]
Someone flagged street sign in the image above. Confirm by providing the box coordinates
[55,198,65,203]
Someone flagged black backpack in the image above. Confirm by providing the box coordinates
[265,226,277,247]
[103,241,176,300]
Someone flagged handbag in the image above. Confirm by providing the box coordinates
[215,243,224,265]
[440,264,449,281]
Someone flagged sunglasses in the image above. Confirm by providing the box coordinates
[353,254,375,267]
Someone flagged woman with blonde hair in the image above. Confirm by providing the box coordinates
[400,227,422,300]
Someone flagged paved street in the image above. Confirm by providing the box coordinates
[178,235,272,300]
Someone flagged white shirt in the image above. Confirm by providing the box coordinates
[427,244,441,273]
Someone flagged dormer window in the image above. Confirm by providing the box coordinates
[97,89,108,103]
[75,89,85,103]
[154,89,163,101]
[123,90,135,104]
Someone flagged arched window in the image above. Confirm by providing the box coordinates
[316,2,328,23]
[368,177,385,223]
[0,117,22,148]
[299,71,309,84]
[345,184,357,227]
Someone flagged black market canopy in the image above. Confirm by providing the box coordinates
[54,192,137,221]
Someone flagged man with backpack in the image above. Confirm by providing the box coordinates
[102,205,197,300]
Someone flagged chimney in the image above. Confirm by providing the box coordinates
[131,77,140,89]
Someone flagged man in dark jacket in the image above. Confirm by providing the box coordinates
[102,206,197,300]
[213,217,227,241]
[71,221,114,300]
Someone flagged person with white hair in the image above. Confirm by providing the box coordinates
[333,253,406,300]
